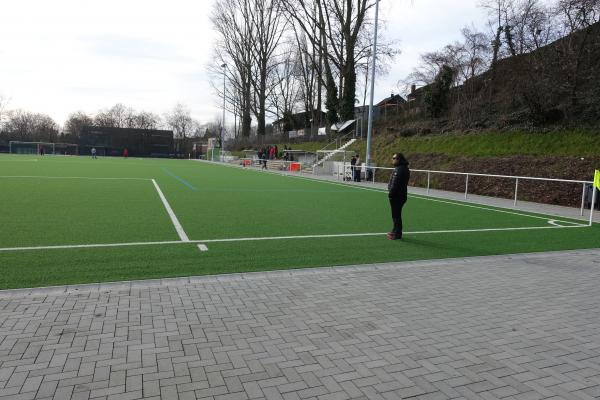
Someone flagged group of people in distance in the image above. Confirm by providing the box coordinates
[258,145,279,161]
[256,145,296,169]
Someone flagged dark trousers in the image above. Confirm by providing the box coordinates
[389,196,406,237]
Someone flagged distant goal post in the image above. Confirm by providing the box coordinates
[9,141,79,155]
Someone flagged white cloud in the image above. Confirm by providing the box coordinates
[0,0,488,126]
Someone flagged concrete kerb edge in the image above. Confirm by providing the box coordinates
[1,247,599,299]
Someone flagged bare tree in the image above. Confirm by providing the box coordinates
[282,0,380,123]
[509,0,556,53]
[457,27,492,82]
[3,110,59,142]
[164,104,194,140]
[555,0,600,31]
[269,45,303,124]
[164,103,197,154]
[479,0,522,63]
[131,111,161,130]
[248,0,288,135]
[63,111,94,139]
[553,0,600,106]
[356,23,400,126]
[403,44,466,88]
[211,0,256,138]
[94,104,132,128]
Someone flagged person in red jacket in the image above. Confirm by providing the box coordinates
[123,148,129,158]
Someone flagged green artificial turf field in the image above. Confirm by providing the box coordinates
[0,154,598,289]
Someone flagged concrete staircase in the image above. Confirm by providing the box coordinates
[311,138,357,169]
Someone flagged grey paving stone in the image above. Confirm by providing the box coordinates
[1,250,600,399]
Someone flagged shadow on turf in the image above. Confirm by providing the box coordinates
[396,236,476,254]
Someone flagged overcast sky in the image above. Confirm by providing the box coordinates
[0,0,488,127]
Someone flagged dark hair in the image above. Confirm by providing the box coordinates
[394,153,409,165]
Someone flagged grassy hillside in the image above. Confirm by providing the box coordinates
[241,130,599,206]
[348,130,600,159]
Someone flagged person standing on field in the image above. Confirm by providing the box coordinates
[91,147,97,159]
[387,153,410,240]
[355,155,361,182]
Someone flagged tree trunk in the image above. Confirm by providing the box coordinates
[257,66,267,136]
[340,57,356,121]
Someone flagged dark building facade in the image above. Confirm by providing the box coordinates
[79,126,174,157]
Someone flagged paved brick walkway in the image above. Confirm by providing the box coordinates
[1,250,600,399]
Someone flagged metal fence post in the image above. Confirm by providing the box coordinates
[427,172,431,195]
[465,174,469,200]
[581,183,586,216]
[590,187,597,226]
[514,178,519,207]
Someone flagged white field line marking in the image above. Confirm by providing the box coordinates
[198,244,209,252]
[0,240,184,252]
[195,160,587,227]
[152,179,190,242]
[196,225,583,243]
[546,219,583,227]
[0,175,151,181]
[0,159,39,162]
[407,194,588,226]
[0,225,584,252]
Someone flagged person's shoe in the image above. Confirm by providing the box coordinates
[387,232,402,240]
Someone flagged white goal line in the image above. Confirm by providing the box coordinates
[0,224,585,252]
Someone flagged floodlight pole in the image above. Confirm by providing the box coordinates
[221,63,227,162]
[365,0,380,173]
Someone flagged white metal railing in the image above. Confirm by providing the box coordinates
[202,156,597,226]
[321,163,597,225]
[312,139,357,169]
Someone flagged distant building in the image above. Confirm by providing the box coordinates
[272,110,327,137]
[354,94,406,136]
[354,105,378,122]
[407,84,427,102]
[378,93,406,107]
[405,84,431,116]
[79,126,174,157]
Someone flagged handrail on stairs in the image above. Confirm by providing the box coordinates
[312,138,357,169]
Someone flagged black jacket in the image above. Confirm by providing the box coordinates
[388,163,410,200]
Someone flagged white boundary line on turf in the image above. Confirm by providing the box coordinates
[0,225,584,252]
[0,175,151,181]
[195,160,588,227]
[407,193,588,226]
[151,179,190,242]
